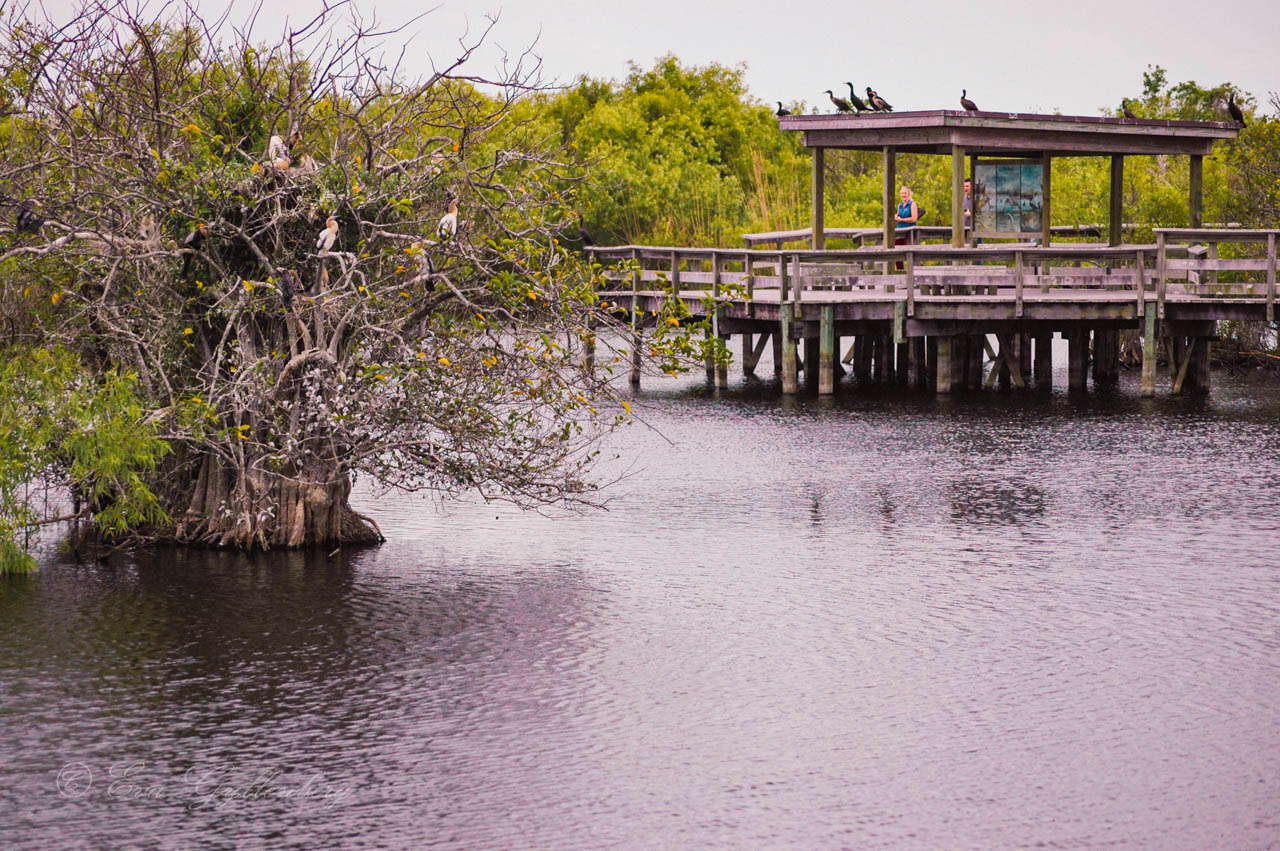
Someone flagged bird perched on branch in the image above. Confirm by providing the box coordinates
[279,269,301,311]
[824,90,854,114]
[844,83,870,114]
[437,201,458,242]
[1121,99,1136,120]
[139,215,160,245]
[960,89,979,112]
[286,127,303,151]
[181,224,209,278]
[267,134,288,161]
[316,216,338,252]
[15,199,43,234]
[866,88,893,112]
[575,212,593,247]
[1227,93,1245,126]
[775,101,791,117]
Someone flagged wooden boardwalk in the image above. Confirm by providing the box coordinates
[589,228,1279,397]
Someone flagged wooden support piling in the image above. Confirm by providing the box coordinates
[936,336,953,394]
[741,333,755,376]
[819,305,835,395]
[1034,333,1052,389]
[1191,335,1210,393]
[771,330,782,377]
[1068,330,1089,391]
[910,337,927,388]
[804,336,821,389]
[781,304,798,394]
[1141,303,1158,397]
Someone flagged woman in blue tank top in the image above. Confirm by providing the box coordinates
[893,185,919,268]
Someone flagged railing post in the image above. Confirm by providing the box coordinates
[630,247,641,388]
[1156,232,1167,320]
[791,254,802,318]
[779,252,788,304]
[905,250,915,316]
[1267,233,1277,323]
[670,250,680,299]
[1135,249,1146,316]
[713,251,728,389]
[1014,250,1025,318]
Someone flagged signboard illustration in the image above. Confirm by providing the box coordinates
[973,161,1044,238]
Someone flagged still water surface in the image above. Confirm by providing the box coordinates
[3,359,1280,849]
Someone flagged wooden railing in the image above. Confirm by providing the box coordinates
[588,229,1280,319]
[740,223,1253,249]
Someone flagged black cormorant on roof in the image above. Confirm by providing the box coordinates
[844,83,870,114]
[866,87,893,112]
[1227,93,1245,126]
[824,90,853,114]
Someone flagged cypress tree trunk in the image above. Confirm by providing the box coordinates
[173,453,381,549]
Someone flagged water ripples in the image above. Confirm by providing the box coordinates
[4,365,1280,848]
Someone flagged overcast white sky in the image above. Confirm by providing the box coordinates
[33,0,1280,116]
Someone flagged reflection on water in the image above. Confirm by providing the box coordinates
[3,360,1280,849]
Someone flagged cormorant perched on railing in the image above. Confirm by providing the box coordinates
[960,89,979,112]
[1121,99,1137,120]
[824,90,853,114]
[1227,93,1245,126]
[844,83,870,113]
[15,199,43,234]
[775,102,791,117]
[866,87,893,112]
[316,216,338,252]
[181,223,208,278]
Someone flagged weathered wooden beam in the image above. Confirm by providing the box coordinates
[1189,154,1203,229]
[812,147,825,250]
[951,145,966,247]
[819,305,835,394]
[1108,155,1125,247]
[1141,303,1157,397]
[882,146,896,249]
[771,328,782,376]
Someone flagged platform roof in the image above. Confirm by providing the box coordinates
[777,110,1240,157]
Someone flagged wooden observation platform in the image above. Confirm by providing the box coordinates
[588,111,1265,397]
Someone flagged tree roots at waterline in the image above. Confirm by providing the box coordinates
[174,455,383,550]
